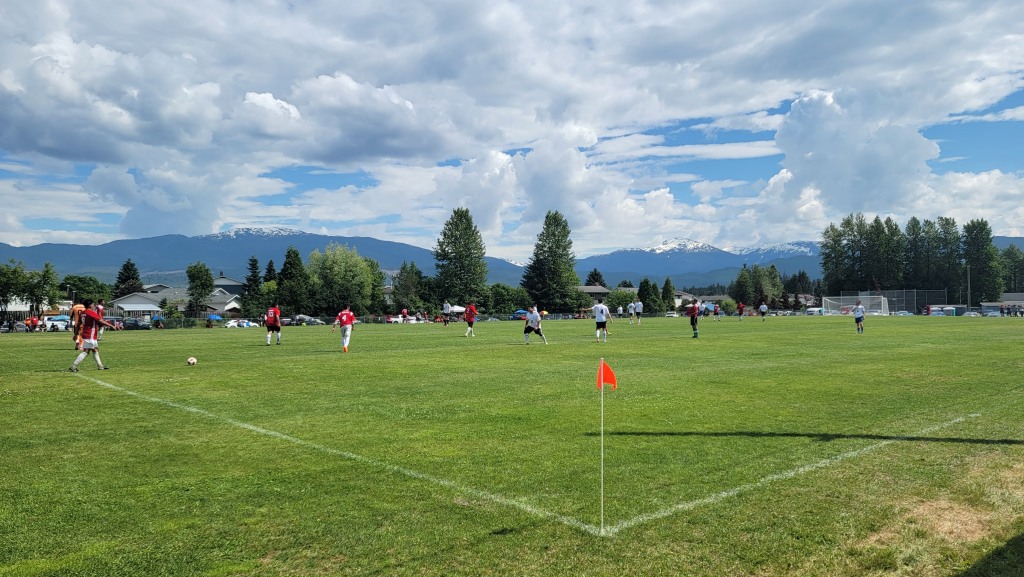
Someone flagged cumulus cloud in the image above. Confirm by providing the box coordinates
[0,0,1023,257]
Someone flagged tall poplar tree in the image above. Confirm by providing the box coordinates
[186,262,215,316]
[521,211,584,313]
[433,208,488,305]
[241,256,263,318]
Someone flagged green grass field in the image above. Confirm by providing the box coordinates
[4,315,1024,576]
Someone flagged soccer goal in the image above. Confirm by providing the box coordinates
[821,295,890,316]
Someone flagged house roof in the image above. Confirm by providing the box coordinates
[577,285,610,294]
[116,303,162,312]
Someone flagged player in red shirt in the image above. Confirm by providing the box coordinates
[265,303,282,345]
[332,304,356,352]
[464,302,477,337]
[737,301,745,320]
[688,298,700,338]
[68,299,118,372]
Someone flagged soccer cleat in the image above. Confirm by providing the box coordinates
[343,346,348,353]
[68,366,78,373]
[98,366,109,370]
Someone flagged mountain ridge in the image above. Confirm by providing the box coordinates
[2,229,1021,288]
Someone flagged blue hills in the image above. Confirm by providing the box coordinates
[4,228,1017,288]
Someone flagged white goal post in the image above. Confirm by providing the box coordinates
[821,295,890,316]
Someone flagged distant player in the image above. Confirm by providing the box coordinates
[332,304,356,352]
[634,299,643,325]
[627,301,636,324]
[852,299,866,334]
[464,302,478,337]
[759,302,768,321]
[713,303,721,321]
[592,298,612,342]
[737,301,745,320]
[688,298,700,338]
[96,298,106,339]
[523,305,547,344]
[617,304,623,319]
[265,303,282,345]
[442,300,451,326]
[70,301,87,349]
[68,299,117,372]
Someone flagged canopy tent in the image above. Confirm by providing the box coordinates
[449,305,466,313]
[514,309,528,314]
[207,314,223,320]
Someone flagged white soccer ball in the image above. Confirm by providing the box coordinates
[187,357,197,366]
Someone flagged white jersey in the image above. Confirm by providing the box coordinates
[759,304,768,313]
[634,301,643,313]
[442,302,451,314]
[526,311,542,328]
[592,304,611,322]
[627,302,635,314]
[852,305,865,318]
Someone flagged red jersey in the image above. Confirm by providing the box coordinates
[737,303,745,314]
[465,304,477,322]
[336,309,355,326]
[265,307,281,326]
[80,309,105,340]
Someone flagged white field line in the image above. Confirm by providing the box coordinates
[74,374,604,536]
[73,374,979,538]
[605,413,981,536]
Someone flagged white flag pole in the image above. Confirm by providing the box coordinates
[599,357,605,536]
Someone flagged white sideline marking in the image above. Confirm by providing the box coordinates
[605,413,981,536]
[73,374,979,538]
[74,375,604,536]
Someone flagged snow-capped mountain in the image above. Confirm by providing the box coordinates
[726,241,821,261]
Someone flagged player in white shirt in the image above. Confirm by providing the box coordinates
[634,299,643,325]
[592,298,612,342]
[759,302,769,321]
[523,306,547,344]
[627,301,635,324]
[852,299,866,333]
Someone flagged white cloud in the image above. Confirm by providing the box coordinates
[0,0,1022,257]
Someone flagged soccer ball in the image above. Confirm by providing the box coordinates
[186,357,197,366]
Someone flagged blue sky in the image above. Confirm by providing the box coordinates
[1,1,1022,260]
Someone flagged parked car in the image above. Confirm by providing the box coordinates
[43,317,69,331]
[963,311,981,317]
[894,311,914,316]
[665,311,678,317]
[1,321,28,333]
[930,311,946,316]
[122,317,152,330]
[984,311,1001,317]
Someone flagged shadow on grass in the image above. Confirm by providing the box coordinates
[957,531,1024,576]
[586,430,1024,445]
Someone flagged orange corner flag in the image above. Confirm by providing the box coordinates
[597,359,617,391]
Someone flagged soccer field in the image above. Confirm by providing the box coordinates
[3,316,1024,576]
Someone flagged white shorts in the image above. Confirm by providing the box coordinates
[339,325,352,338]
[82,338,99,350]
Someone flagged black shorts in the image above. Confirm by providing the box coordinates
[524,326,543,336]
[467,320,475,327]
[596,321,607,329]
[690,316,699,328]
[267,325,281,332]
[854,316,864,324]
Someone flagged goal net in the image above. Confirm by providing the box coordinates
[821,295,890,316]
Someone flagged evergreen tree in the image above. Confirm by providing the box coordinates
[363,257,389,315]
[616,280,635,288]
[637,277,663,314]
[241,256,264,318]
[961,219,1003,305]
[728,265,754,306]
[660,277,676,312]
[1000,244,1024,293]
[393,261,426,312]
[903,217,928,288]
[935,216,963,297]
[433,208,489,306]
[584,268,606,287]
[113,258,144,299]
[276,247,310,316]
[186,262,215,316]
[521,211,582,313]
[263,260,277,284]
